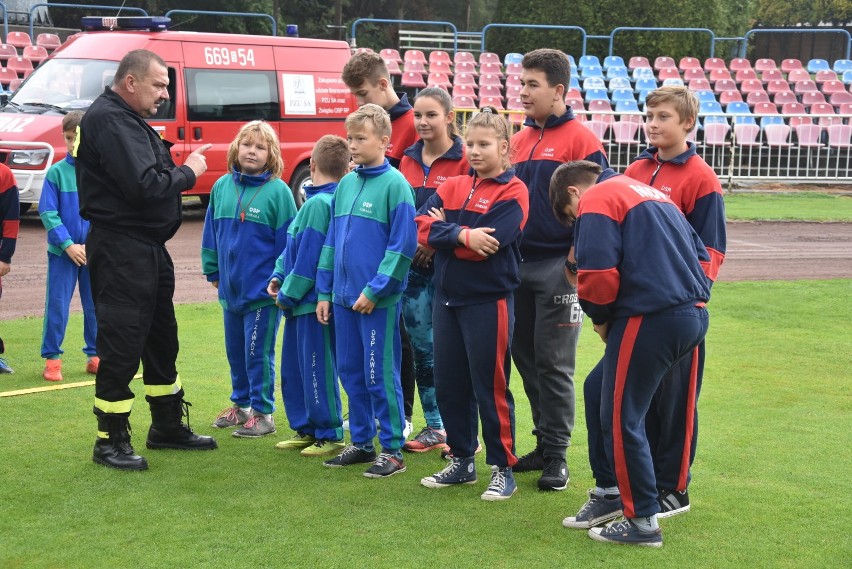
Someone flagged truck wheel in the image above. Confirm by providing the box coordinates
[19,203,31,216]
[289,163,311,208]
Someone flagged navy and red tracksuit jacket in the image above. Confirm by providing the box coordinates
[386,93,418,169]
[399,135,469,275]
[0,165,18,272]
[512,109,608,261]
[625,143,727,282]
[575,173,711,325]
[415,169,529,305]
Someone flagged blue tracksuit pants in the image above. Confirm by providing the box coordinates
[41,252,97,359]
[433,295,517,468]
[600,306,709,519]
[280,314,343,441]
[333,303,405,453]
[401,270,443,429]
[223,305,280,414]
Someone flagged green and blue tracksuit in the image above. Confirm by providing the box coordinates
[38,155,96,360]
[201,168,297,414]
[316,160,416,454]
[270,182,342,441]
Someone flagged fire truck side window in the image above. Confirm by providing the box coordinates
[185,69,279,121]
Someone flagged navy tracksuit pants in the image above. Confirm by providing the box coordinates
[223,305,280,415]
[598,306,708,518]
[280,313,343,441]
[433,295,517,468]
[41,252,97,359]
[333,303,406,453]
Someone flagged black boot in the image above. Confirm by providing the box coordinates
[92,414,149,471]
[147,397,218,450]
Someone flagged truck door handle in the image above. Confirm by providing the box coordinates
[178,127,185,140]
[193,127,202,140]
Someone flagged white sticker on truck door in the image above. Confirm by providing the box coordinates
[0,117,35,133]
[282,74,316,115]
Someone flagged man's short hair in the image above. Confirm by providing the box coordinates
[62,110,84,132]
[312,135,350,180]
[345,103,391,139]
[341,52,389,88]
[522,48,572,91]
[644,85,699,132]
[549,160,602,226]
[113,49,166,86]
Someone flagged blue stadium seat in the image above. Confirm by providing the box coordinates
[603,55,626,70]
[606,66,629,79]
[567,54,577,67]
[634,77,658,93]
[760,115,785,128]
[632,67,655,81]
[695,90,717,104]
[702,115,729,128]
[843,70,852,85]
[662,78,685,87]
[834,59,852,73]
[637,89,653,106]
[699,101,723,115]
[608,77,632,92]
[569,76,581,90]
[584,88,609,102]
[580,65,603,79]
[725,101,756,124]
[579,55,601,69]
[807,58,830,73]
[611,88,636,104]
[504,52,523,65]
[615,100,640,113]
[583,77,606,91]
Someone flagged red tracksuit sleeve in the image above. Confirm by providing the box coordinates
[575,212,622,325]
[454,181,528,262]
[687,189,727,283]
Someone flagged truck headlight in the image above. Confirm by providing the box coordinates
[9,149,51,166]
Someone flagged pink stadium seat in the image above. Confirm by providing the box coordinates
[6,56,33,77]
[6,31,31,49]
[0,44,17,64]
[506,97,525,125]
[794,123,824,147]
[403,60,426,73]
[429,50,451,64]
[454,61,477,76]
[781,101,807,115]
[354,47,374,55]
[735,69,758,83]
[566,87,582,101]
[452,84,476,99]
[801,91,828,107]
[746,91,771,107]
[703,122,731,145]
[380,48,402,63]
[822,80,846,94]
[505,84,522,99]
[719,90,743,104]
[8,77,22,91]
[704,58,727,71]
[811,103,842,127]
[592,111,615,127]
[612,120,641,144]
[480,62,504,77]
[453,72,477,87]
[654,56,676,70]
[815,70,839,83]
[729,58,752,71]
[628,56,651,70]
[773,91,798,106]
[764,124,792,147]
[709,69,733,83]
[683,68,706,82]
[0,67,17,87]
[794,80,819,94]
[587,99,612,113]
[401,71,426,89]
[761,69,784,83]
[22,45,48,65]
[429,61,453,76]
[454,51,476,66]
[657,67,680,81]
[478,73,502,87]
[839,102,852,115]
[566,93,584,108]
[678,57,702,70]
[404,50,426,63]
[427,72,451,88]
[753,102,779,115]
[787,69,811,83]
[829,91,852,107]
[505,74,522,88]
[385,60,401,76]
[754,58,778,72]
[452,95,476,109]
[478,95,504,110]
[505,63,523,77]
[741,79,765,93]
[36,33,61,51]
[714,79,737,94]
[733,123,761,146]
[781,58,804,72]
[688,79,711,91]
[479,52,501,66]
[827,124,852,148]
[478,84,502,100]
[583,120,610,142]
[766,79,792,94]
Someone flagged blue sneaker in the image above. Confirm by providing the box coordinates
[588,518,663,547]
[0,357,13,374]
[421,456,477,488]
[481,466,517,501]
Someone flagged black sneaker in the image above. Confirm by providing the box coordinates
[588,518,662,547]
[323,445,376,468]
[363,453,406,478]
[563,491,623,529]
[538,457,569,491]
[513,445,544,472]
[657,488,690,518]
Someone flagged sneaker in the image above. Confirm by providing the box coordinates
[404,426,448,453]
[538,457,569,491]
[211,405,251,428]
[0,357,13,374]
[481,466,517,501]
[588,518,663,548]
[43,359,63,382]
[323,445,377,468]
[421,456,477,488]
[563,491,623,529]
[274,433,316,449]
[85,356,100,375]
[513,445,544,472]
[657,488,690,518]
[441,441,482,460]
[300,439,345,456]
[403,418,413,439]
[363,453,406,478]
[232,412,276,438]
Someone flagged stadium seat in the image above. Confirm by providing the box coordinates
[709,69,733,83]
[566,87,582,100]
[403,60,426,73]
[479,52,501,66]
[505,63,522,77]
[628,56,651,70]
[746,91,770,107]
[354,47,374,55]
[735,69,758,83]
[479,95,504,110]
[729,58,752,71]
[454,61,477,76]
[636,89,653,106]
[761,69,784,83]
[8,77,21,91]
[566,93,584,109]
[663,78,684,87]
[703,122,731,145]
[579,55,601,69]
[807,58,830,73]
[567,55,577,67]
[634,77,658,94]
[714,79,737,94]
[6,31,31,49]
[611,88,635,105]
[632,67,655,81]
[478,73,502,88]
[781,58,804,72]
[794,80,819,94]
[6,56,33,77]
[679,57,702,71]
[827,124,852,148]
[801,91,828,107]
[569,76,581,90]
[689,79,712,92]
[694,90,716,104]
[760,115,785,128]
[580,65,603,79]
[829,91,852,107]
[603,55,626,70]
[587,99,612,113]
[567,98,586,116]
[401,71,426,89]
[766,79,792,94]
[505,74,521,87]
[753,102,779,115]
[385,60,402,76]
[454,51,476,66]
[478,84,502,100]
[452,95,476,109]
[606,66,629,80]
[612,120,641,144]
[404,50,426,63]
[733,123,761,146]
[429,50,451,64]
[726,101,756,124]
[783,102,812,127]
[773,91,798,106]
[0,67,17,87]
[480,62,504,77]
[834,59,852,73]
[453,73,477,87]
[683,68,706,82]
[608,77,631,92]
[704,57,727,71]
[815,70,839,84]
[700,101,723,115]
[380,48,402,63]
[584,88,609,102]
[794,123,824,147]
[592,110,615,127]
[22,45,47,65]
[654,56,676,70]
[504,52,523,65]
[838,102,852,115]
[754,58,778,72]
[616,99,640,113]
[583,76,606,91]
[429,61,453,76]
[583,120,610,142]
[427,72,451,88]
[506,97,525,125]
[811,103,842,127]
[764,124,792,146]
[741,79,765,93]
[452,84,476,99]
[787,69,811,83]
[505,84,522,99]
[657,68,681,81]
[718,90,743,104]
[36,32,61,51]
[0,44,16,64]
[822,80,846,94]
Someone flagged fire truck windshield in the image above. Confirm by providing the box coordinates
[10,58,119,111]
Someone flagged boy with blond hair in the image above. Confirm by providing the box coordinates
[270,135,350,456]
[316,104,416,478]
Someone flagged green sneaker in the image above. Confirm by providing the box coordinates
[300,439,346,457]
[274,433,316,450]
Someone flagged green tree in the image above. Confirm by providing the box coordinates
[754,0,852,25]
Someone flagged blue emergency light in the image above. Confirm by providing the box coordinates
[80,16,171,32]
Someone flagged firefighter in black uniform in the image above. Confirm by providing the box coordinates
[76,49,216,470]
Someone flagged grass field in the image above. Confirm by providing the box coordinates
[1,279,850,568]
[723,191,852,221]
